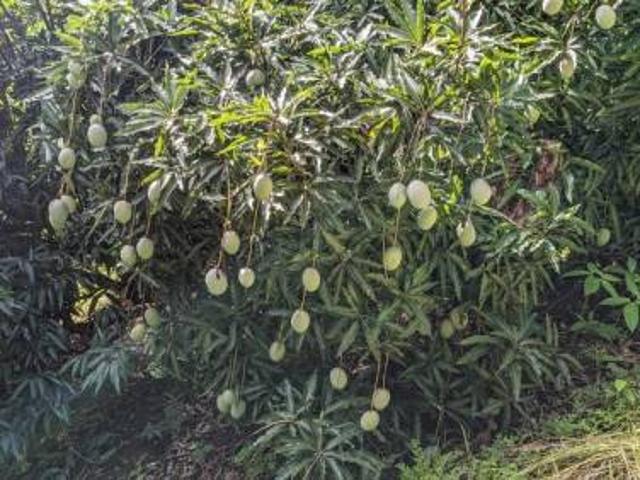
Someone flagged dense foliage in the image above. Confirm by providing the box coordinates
[2,0,639,477]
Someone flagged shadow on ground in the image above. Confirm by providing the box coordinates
[11,379,250,479]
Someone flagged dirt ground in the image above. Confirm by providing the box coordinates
[13,379,253,480]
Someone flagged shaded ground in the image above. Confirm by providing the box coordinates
[11,341,639,479]
[11,379,250,479]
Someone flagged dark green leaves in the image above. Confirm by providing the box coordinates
[584,275,600,295]
[623,303,639,332]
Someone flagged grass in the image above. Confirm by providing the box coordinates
[400,376,640,480]
[521,430,640,479]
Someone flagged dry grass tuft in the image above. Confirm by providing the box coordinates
[519,429,640,479]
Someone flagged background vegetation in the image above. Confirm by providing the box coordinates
[1,0,639,478]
